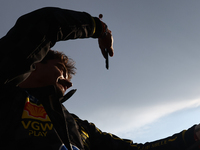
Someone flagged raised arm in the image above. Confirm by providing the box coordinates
[0,7,114,86]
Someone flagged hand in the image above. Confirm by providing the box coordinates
[195,124,200,140]
[98,29,114,59]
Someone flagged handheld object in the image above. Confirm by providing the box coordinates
[99,14,109,70]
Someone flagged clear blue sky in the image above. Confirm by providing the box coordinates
[1,0,200,143]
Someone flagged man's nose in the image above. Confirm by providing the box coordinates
[58,77,73,89]
[62,79,72,89]
[66,80,72,89]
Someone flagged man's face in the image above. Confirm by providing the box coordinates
[32,59,72,96]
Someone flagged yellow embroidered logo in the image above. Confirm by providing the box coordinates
[21,120,53,136]
[22,97,50,122]
[25,101,47,119]
[21,97,53,137]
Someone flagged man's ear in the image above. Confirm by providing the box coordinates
[33,62,42,72]
[18,63,42,88]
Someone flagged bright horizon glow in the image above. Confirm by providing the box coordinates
[89,98,200,135]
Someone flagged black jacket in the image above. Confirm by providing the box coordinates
[0,7,198,150]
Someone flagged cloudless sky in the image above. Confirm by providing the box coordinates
[1,0,200,143]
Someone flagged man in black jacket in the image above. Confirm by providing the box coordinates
[0,7,200,150]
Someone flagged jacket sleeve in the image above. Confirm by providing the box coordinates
[72,114,198,150]
[0,7,102,86]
